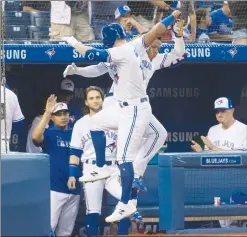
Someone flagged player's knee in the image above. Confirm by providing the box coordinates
[85,213,100,236]
[159,126,168,143]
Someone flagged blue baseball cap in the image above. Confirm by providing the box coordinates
[115,5,131,19]
[214,97,233,110]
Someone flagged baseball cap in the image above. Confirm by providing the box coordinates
[52,102,69,114]
[214,97,233,110]
[61,79,74,93]
[115,5,131,19]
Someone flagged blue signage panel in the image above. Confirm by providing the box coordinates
[201,156,242,166]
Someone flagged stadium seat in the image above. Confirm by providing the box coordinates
[28,26,49,40]
[4,1,22,11]
[5,25,28,40]
[4,11,30,26]
[29,11,50,27]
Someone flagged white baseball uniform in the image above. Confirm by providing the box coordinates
[70,114,122,214]
[64,37,185,175]
[26,116,49,153]
[1,86,24,153]
[206,120,247,151]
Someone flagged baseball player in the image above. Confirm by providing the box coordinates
[63,26,186,192]
[67,86,141,236]
[63,10,182,222]
[1,84,24,153]
[32,95,80,236]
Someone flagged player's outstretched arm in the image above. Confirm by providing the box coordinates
[32,95,57,144]
[62,37,109,62]
[143,10,181,47]
[63,63,108,78]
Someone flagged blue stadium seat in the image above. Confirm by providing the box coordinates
[4,1,22,11]
[5,25,28,40]
[29,11,50,27]
[4,11,30,26]
[28,26,49,40]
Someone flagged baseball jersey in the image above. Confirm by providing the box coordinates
[206,120,247,151]
[40,125,80,195]
[70,114,117,162]
[208,9,232,35]
[104,39,185,93]
[26,116,49,153]
[1,86,24,142]
[106,35,148,101]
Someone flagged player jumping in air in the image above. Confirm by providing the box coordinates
[63,10,182,222]
[63,24,186,192]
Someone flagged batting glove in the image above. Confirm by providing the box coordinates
[63,63,78,78]
[172,19,184,38]
[62,36,79,47]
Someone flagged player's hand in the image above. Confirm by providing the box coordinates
[201,136,215,150]
[63,63,78,78]
[45,94,57,114]
[191,140,203,152]
[62,36,79,48]
[172,10,181,19]
[67,176,76,189]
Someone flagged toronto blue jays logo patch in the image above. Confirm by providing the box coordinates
[106,142,117,153]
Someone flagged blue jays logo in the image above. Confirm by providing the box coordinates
[45,48,56,58]
[70,115,76,123]
[106,142,117,153]
[227,48,238,58]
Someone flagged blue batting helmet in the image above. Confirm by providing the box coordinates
[101,23,126,49]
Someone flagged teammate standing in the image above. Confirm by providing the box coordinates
[67,86,140,236]
[32,95,80,236]
[1,84,24,153]
[63,22,186,191]
[63,10,182,222]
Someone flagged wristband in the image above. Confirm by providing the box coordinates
[69,164,80,178]
[161,15,175,28]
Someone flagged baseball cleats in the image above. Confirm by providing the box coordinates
[79,165,110,182]
[131,212,144,224]
[105,201,137,223]
[133,177,147,192]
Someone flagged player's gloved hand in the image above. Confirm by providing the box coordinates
[172,19,184,38]
[67,176,76,189]
[63,63,78,78]
[62,36,80,47]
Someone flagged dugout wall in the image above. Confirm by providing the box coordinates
[6,62,247,153]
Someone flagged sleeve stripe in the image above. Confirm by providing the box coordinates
[142,35,148,49]
[160,54,167,69]
[100,62,108,69]
[12,117,25,123]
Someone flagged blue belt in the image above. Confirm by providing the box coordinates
[84,159,119,166]
[120,97,148,107]
[105,92,114,98]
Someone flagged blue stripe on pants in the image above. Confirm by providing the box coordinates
[122,106,138,162]
[144,122,159,158]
